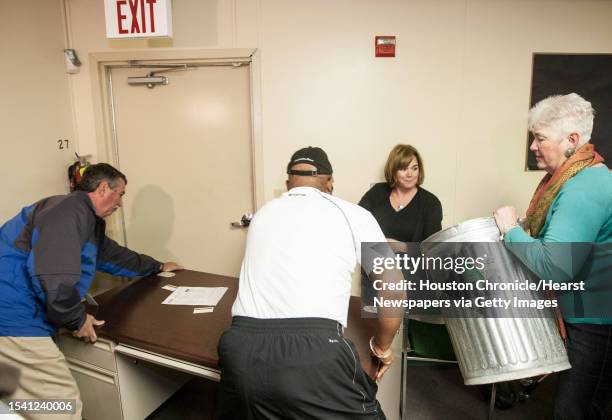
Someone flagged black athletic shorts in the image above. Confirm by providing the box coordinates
[215,316,385,420]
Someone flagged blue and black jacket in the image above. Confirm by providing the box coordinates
[0,191,161,336]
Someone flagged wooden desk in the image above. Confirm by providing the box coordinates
[58,270,393,420]
[95,270,237,372]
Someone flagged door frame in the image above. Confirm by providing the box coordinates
[89,48,263,243]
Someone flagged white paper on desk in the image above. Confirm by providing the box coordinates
[193,307,214,314]
[161,286,227,306]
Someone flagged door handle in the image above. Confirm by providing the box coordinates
[230,213,253,228]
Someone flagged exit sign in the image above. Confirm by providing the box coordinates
[104,0,173,39]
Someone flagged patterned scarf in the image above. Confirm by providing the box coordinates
[523,143,604,238]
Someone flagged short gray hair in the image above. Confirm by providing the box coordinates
[76,163,127,192]
[527,93,595,145]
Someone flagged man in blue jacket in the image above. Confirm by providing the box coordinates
[0,163,181,419]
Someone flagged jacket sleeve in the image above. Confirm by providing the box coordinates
[97,235,161,278]
[32,206,87,331]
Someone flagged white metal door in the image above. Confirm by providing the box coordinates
[108,63,253,277]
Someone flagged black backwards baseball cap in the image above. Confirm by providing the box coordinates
[286,146,333,176]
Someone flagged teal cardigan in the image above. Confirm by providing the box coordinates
[505,165,612,324]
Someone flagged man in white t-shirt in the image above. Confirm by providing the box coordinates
[216,147,403,420]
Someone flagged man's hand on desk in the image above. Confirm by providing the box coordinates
[161,262,184,272]
[73,314,105,343]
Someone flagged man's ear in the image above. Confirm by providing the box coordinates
[96,180,109,196]
[326,177,334,194]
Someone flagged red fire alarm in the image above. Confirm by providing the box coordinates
[375,36,396,57]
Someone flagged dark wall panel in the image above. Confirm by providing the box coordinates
[527,54,612,170]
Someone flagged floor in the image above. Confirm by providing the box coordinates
[145,363,608,420]
[402,364,557,420]
[147,377,218,420]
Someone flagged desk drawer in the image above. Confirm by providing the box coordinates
[57,333,117,372]
[68,361,123,420]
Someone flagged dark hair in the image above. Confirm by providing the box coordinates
[384,144,424,188]
[76,163,127,192]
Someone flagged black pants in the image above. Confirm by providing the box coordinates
[554,323,612,420]
[215,317,385,420]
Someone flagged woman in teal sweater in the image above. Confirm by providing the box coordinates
[494,93,612,420]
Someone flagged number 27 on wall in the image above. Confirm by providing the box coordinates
[57,139,69,149]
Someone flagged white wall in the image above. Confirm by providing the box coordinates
[65,0,612,228]
[0,0,75,221]
[455,0,612,221]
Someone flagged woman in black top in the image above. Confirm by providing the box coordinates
[359,145,454,361]
[358,144,442,242]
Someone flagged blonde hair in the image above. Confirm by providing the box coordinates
[384,144,424,188]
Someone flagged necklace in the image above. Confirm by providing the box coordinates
[392,188,417,211]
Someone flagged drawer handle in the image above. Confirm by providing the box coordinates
[91,340,112,352]
[68,363,116,385]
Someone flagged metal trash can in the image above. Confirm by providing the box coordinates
[421,217,571,385]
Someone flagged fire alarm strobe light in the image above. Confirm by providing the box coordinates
[375,36,396,57]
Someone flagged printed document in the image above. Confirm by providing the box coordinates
[161,286,227,306]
